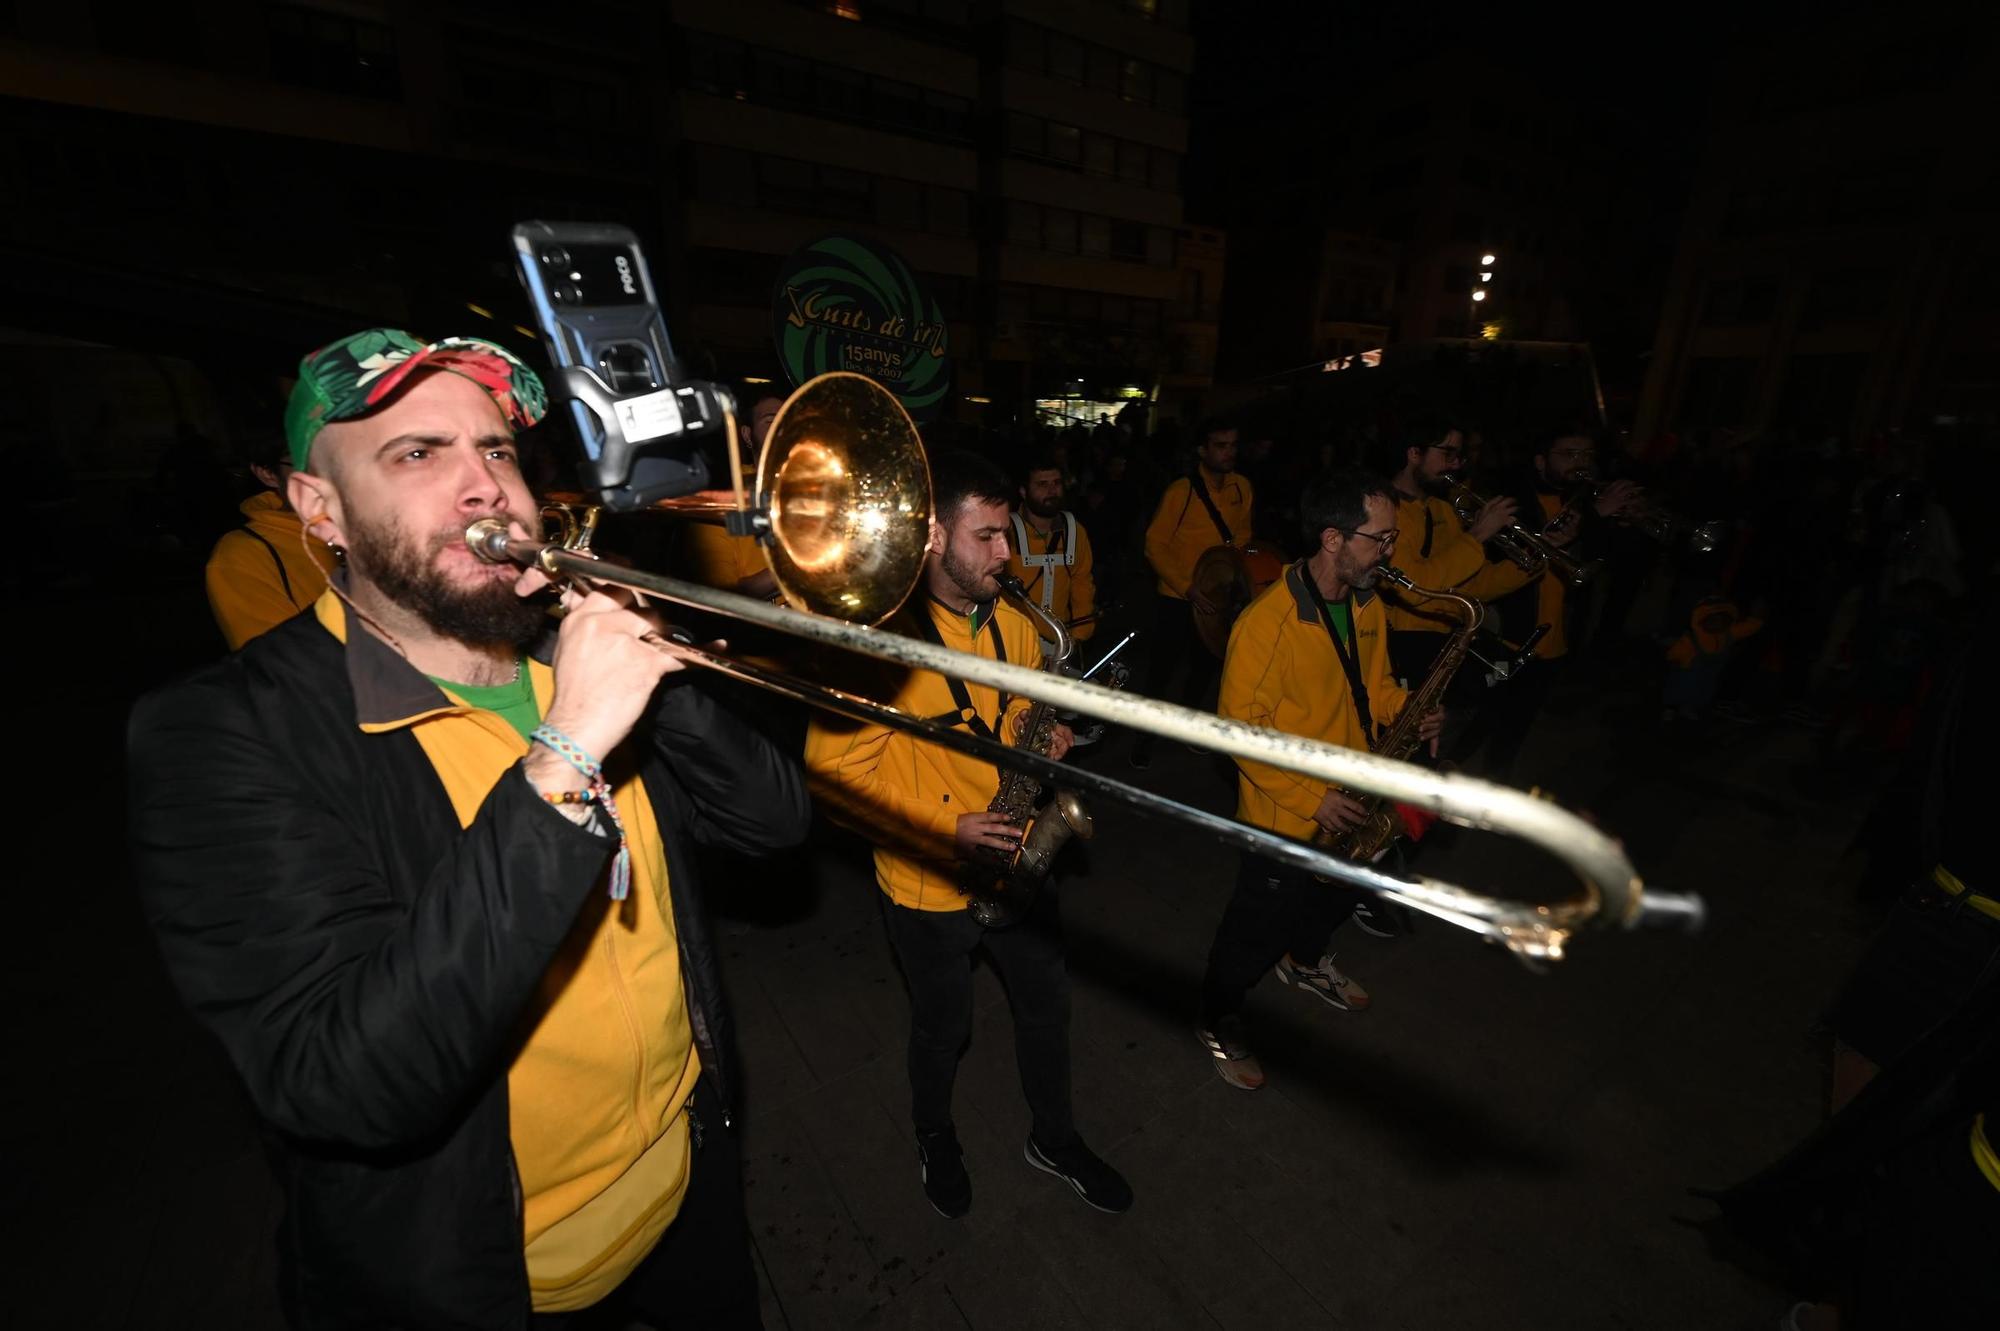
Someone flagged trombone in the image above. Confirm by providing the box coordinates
[474,372,1704,964]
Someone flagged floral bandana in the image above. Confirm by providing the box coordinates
[283,327,549,471]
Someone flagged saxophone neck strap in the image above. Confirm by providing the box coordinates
[1311,584,1374,744]
[912,597,1009,739]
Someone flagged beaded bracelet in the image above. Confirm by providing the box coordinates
[529,724,632,901]
[540,788,599,806]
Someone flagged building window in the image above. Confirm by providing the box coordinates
[1150,147,1179,191]
[684,34,973,143]
[1047,32,1085,83]
[266,4,401,98]
[1008,200,1042,244]
[1118,57,1153,104]
[693,143,757,207]
[1084,132,1116,178]
[1109,220,1145,260]
[1081,215,1111,257]
[685,32,747,96]
[1087,45,1120,94]
[925,185,970,236]
[1116,139,1149,186]
[1044,207,1080,253]
[878,177,925,230]
[1047,121,1083,165]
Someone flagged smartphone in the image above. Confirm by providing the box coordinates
[512,220,727,510]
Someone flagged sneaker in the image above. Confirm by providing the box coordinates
[1275,953,1371,1012]
[1195,1017,1265,1090]
[1024,1135,1133,1214]
[916,1129,971,1219]
[1351,898,1413,939]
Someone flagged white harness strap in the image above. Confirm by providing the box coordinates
[1009,511,1077,616]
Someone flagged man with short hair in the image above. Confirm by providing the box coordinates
[1133,417,1253,767]
[1007,452,1097,657]
[130,327,808,1328]
[203,435,334,648]
[807,449,1133,1221]
[1196,469,1441,1090]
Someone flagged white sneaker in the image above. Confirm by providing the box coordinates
[1274,953,1371,1012]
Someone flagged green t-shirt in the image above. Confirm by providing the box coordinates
[428,661,540,741]
[1320,597,1354,649]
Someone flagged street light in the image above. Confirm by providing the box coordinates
[1471,289,1488,302]
[1481,253,1496,266]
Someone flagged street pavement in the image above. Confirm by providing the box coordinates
[8,580,1881,1329]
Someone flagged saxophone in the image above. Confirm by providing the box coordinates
[1313,567,1483,865]
[962,574,1095,928]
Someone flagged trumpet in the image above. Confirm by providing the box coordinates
[471,372,1702,963]
[1566,471,1723,555]
[1444,477,1601,587]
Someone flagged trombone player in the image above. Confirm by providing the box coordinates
[1196,470,1442,1091]
[128,328,808,1327]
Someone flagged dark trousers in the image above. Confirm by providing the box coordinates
[1133,594,1218,755]
[532,1078,761,1330]
[882,892,1076,1148]
[1457,655,1559,780]
[1200,854,1362,1025]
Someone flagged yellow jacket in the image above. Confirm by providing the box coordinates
[1220,562,1409,841]
[1144,466,1254,598]
[678,469,768,592]
[806,596,1042,911]
[205,492,333,649]
[1385,493,1533,633]
[1006,510,1096,641]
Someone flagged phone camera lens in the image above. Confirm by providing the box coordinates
[540,247,571,269]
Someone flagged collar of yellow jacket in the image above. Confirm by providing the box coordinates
[1283,559,1377,623]
[312,572,557,732]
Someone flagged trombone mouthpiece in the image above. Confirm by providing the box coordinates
[465,518,515,564]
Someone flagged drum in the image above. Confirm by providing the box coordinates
[1190,541,1286,657]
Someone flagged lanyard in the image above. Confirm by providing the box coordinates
[911,598,1009,739]
[1311,586,1374,743]
[1187,469,1235,545]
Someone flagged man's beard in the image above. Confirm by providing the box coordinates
[1343,554,1385,590]
[939,542,999,603]
[1024,493,1064,519]
[346,511,548,650]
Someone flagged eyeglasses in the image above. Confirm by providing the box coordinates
[1335,527,1398,549]
[1427,445,1466,461]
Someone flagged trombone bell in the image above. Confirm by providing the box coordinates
[759,372,931,625]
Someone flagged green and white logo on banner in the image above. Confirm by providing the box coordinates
[773,234,951,423]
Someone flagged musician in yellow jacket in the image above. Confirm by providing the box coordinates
[1133,418,1253,767]
[204,444,334,649]
[1381,413,1532,652]
[678,390,784,599]
[1006,453,1096,650]
[1196,470,1441,1091]
[806,450,1132,1220]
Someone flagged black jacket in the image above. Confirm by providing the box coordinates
[127,604,810,1330]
